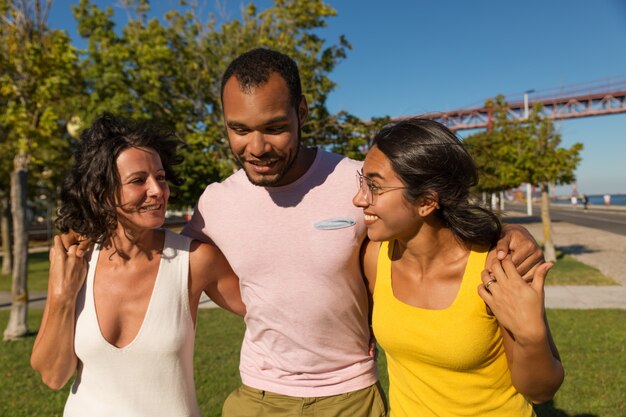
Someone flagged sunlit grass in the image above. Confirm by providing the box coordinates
[546,252,618,285]
[1,309,624,417]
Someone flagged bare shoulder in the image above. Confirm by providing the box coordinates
[361,238,381,293]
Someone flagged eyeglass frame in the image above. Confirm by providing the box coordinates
[356,170,408,206]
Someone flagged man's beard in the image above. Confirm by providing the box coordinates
[239,135,301,187]
[235,117,302,187]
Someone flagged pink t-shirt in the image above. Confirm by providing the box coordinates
[182,149,377,397]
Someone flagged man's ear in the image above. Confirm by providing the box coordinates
[298,95,308,125]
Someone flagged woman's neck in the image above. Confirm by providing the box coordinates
[101,225,164,263]
[394,218,470,276]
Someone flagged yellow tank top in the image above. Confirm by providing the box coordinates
[372,241,535,417]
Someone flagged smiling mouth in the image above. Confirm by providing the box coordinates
[138,204,162,213]
[245,159,280,174]
[364,214,379,222]
[247,159,278,167]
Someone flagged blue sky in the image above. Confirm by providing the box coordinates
[48,0,626,195]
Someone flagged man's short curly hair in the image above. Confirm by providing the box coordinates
[55,113,184,244]
[220,48,303,109]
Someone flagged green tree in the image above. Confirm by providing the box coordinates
[0,41,13,275]
[308,112,389,161]
[467,97,582,262]
[518,105,582,262]
[71,0,352,206]
[0,0,82,340]
[0,126,14,276]
[464,97,525,209]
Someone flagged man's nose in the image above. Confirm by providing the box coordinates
[248,131,271,156]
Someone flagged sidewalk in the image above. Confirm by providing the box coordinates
[503,210,626,286]
[544,286,626,309]
[503,209,626,309]
[0,291,219,310]
[2,286,624,311]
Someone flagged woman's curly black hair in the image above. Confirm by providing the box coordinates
[372,118,502,248]
[55,113,184,244]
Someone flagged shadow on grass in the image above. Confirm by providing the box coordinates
[557,244,596,256]
[534,400,599,417]
[502,215,558,224]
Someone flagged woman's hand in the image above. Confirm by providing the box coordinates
[48,235,88,301]
[58,230,92,258]
[478,258,552,344]
[477,258,564,403]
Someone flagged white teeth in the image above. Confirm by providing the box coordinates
[364,214,379,221]
[250,160,275,166]
[140,205,160,212]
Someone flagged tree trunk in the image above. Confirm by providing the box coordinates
[541,182,556,263]
[4,152,29,341]
[1,193,13,275]
[499,191,505,211]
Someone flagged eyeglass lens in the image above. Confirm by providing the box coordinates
[356,172,374,205]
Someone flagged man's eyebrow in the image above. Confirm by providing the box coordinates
[227,116,290,129]
[263,116,290,125]
[226,121,248,129]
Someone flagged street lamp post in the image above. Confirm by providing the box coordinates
[524,89,535,216]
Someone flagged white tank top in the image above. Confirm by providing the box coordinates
[64,230,200,417]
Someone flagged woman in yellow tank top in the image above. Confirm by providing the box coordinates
[353,118,564,416]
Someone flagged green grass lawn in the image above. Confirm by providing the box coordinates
[1,308,624,417]
[0,251,51,292]
[546,252,618,286]
[0,248,617,293]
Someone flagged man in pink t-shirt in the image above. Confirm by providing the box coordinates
[182,48,542,416]
[183,48,385,416]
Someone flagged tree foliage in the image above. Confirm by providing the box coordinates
[467,96,582,192]
[1,0,82,340]
[465,96,583,261]
[0,0,380,337]
[71,0,359,206]
[464,96,525,194]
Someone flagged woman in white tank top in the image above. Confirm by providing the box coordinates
[31,113,246,417]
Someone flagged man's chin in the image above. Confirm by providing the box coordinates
[243,169,283,187]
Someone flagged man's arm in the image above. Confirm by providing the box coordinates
[189,241,246,317]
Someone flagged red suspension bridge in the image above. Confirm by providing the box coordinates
[405,75,626,131]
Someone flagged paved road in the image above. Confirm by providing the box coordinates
[506,203,626,236]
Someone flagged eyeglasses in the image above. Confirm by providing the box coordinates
[356,171,407,206]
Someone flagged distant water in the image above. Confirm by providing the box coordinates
[554,194,626,206]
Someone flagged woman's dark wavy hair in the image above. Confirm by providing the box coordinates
[55,113,184,244]
[372,118,502,248]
